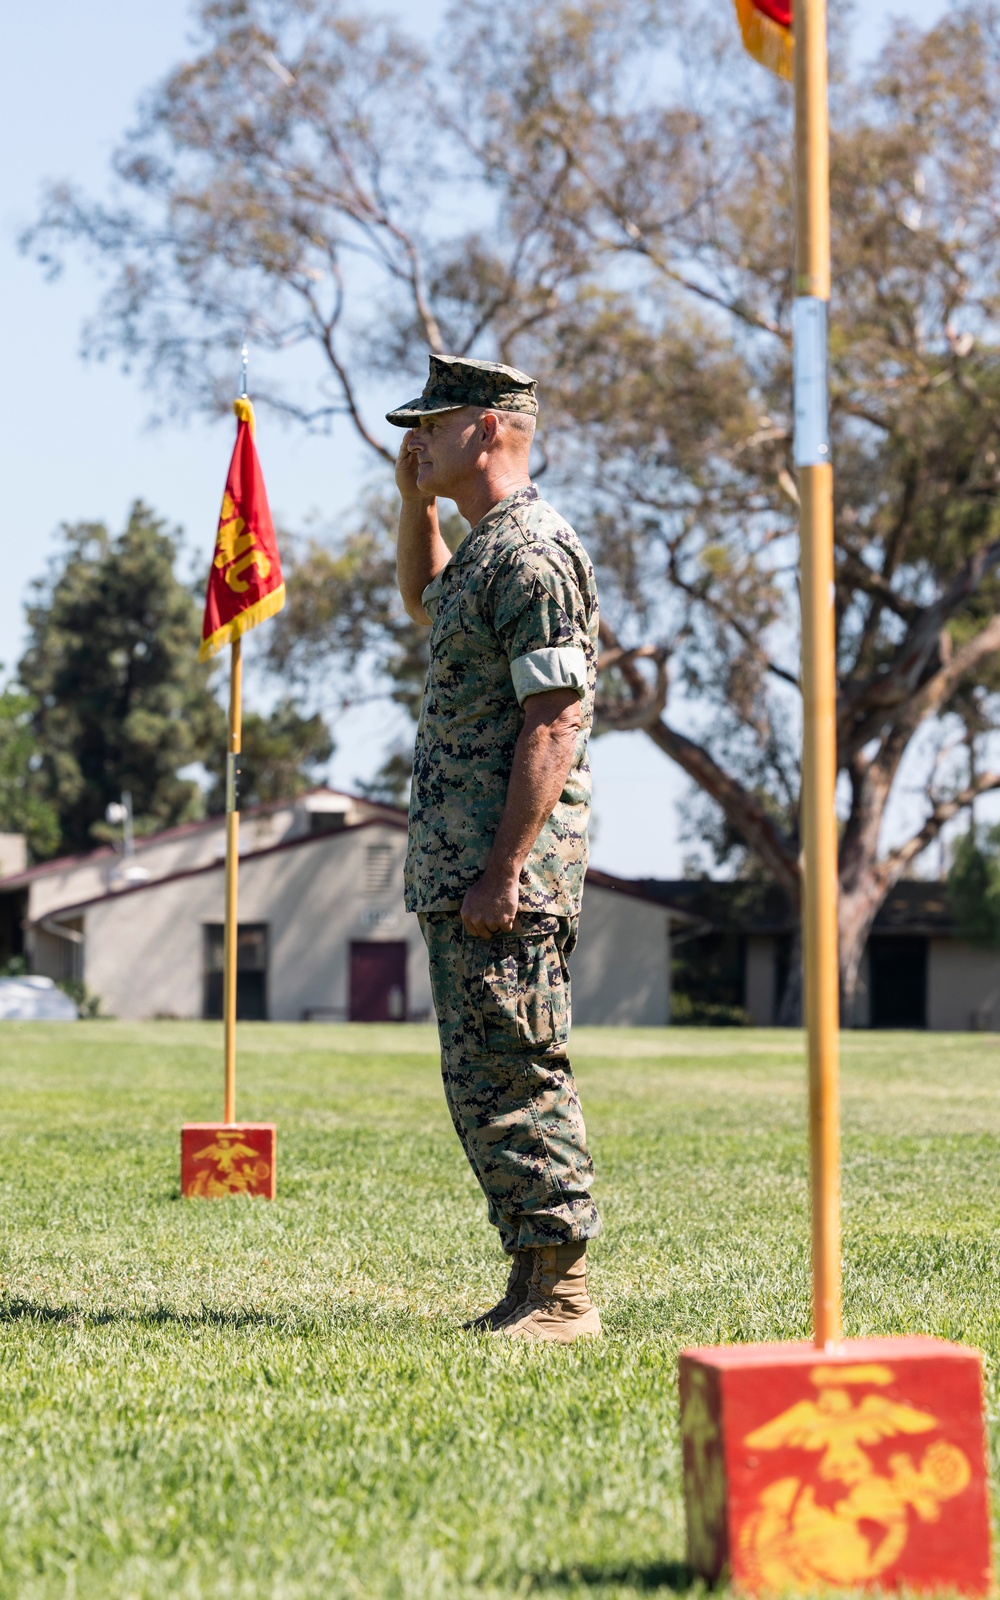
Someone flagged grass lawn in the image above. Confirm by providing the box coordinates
[1,1022,999,1598]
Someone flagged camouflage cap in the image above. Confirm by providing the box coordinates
[385,354,538,427]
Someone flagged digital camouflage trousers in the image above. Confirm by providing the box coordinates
[419,911,602,1253]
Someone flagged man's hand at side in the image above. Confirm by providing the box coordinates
[460,863,521,939]
[460,687,583,938]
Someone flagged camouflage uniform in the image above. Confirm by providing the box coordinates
[388,356,602,1253]
[418,910,600,1251]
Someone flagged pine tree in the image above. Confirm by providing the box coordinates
[19,503,224,854]
[203,700,333,814]
[0,682,60,860]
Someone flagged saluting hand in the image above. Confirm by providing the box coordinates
[395,431,432,504]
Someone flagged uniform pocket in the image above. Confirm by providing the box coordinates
[481,929,569,1052]
[429,596,464,656]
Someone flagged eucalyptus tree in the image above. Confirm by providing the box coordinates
[29,0,1000,1016]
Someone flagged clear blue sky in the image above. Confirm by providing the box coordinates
[1,0,949,878]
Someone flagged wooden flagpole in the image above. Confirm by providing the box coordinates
[794,0,841,1347]
[180,349,279,1201]
[223,635,242,1124]
[221,340,250,1127]
[678,13,991,1585]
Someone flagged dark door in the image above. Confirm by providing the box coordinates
[869,936,927,1029]
[349,941,407,1022]
[203,924,269,1020]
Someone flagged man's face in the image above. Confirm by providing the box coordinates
[404,408,482,498]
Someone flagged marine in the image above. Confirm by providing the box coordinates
[389,353,603,1342]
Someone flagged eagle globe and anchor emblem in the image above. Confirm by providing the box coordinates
[683,1362,973,1588]
[740,1363,972,1586]
[185,1129,273,1198]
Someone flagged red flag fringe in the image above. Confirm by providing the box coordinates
[734,0,793,80]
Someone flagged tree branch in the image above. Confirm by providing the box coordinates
[303,279,394,463]
[883,771,1000,877]
[595,640,668,731]
[555,139,788,341]
[596,620,800,897]
[643,715,800,898]
[839,532,1000,756]
[836,545,919,625]
[665,548,799,691]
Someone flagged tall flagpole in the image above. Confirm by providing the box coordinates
[181,343,282,1199]
[222,634,242,1124]
[221,339,250,1127]
[793,0,841,1347]
[680,15,991,1586]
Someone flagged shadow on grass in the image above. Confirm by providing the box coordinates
[0,1297,309,1332]
[531,1563,701,1593]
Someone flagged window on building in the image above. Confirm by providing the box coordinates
[364,842,394,894]
[869,936,927,1029]
[33,914,84,985]
[309,811,347,835]
[203,923,269,1021]
[0,889,27,970]
[671,929,748,1025]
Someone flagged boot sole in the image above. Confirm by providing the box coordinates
[498,1308,603,1343]
[462,1311,519,1331]
[461,1297,530,1332]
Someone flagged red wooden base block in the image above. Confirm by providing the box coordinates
[181,1123,276,1199]
[679,1337,991,1595]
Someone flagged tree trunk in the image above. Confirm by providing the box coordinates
[836,756,897,1028]
[776,923,802,1026]
[838,881,885,1029]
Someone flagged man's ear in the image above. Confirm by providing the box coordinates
[479,411,500,446]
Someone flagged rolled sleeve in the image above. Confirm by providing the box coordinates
[489,548,592,699]
[510,645,588,706]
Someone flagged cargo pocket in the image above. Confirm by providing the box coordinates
[481,927,569,1052]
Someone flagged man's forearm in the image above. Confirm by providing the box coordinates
[457,704,576,934]
[397,497,451,623]
[485,718,578,884]
[459,688,583,936]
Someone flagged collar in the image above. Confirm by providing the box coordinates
[452,483,539,564]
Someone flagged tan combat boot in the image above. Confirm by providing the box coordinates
[497,1243,601,1343]
[462,1250,533,1331]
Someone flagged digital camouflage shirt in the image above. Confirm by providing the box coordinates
[405,484,599,915]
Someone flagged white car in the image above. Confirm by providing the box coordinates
[0,975,79,1021]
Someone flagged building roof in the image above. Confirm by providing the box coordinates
[29,813,409,922]
[29,822,698,929]
[870,880,957,937]
[0,788,407,892]
[585,867,702,923]
[630,877,960,939]
[632,878,797,934]
[14,796,958,943]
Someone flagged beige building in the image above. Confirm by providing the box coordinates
[0,791,681,1026]
[8,811,989,1030]
[661,878,1000,1031]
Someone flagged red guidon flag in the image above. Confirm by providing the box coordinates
[199,397,285,660]
[734,0,792,79]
